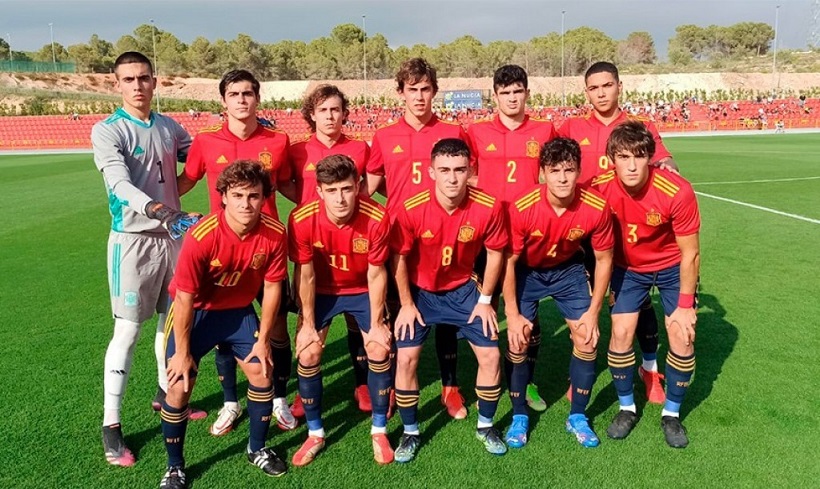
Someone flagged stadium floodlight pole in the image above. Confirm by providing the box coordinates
[150,19,160,113]
[561,9,566,107]
[773,5,780,94]
[362,14,367,106]
[49,23,56,72]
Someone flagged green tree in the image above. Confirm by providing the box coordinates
[186,37,216,77]
[563,27,616,75]
[618,31,656,65]
[32,42,69,63]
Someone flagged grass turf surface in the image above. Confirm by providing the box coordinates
[0,133,818,488]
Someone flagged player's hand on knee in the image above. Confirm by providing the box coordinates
[470,303,498,339]
[506,313,531,352]
[666,307,697,346]
[244,340,273,378]
[146,201,202,239]
[167,353,197,393]
[575,310,601,346]
[295,323,322,358]
[364,321,392,352]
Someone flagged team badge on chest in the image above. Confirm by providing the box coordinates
[646,211,663,227]
[457,225,475,243]
[258,151,273,170]
[251,253,266,270]
[566,227,585,241]
[352,237,369,254]
[526,140,540,158]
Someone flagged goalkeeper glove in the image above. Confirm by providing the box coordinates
[145,201,201,240]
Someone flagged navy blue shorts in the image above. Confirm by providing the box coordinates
[396,280,497,349]
[313,292,373,332]
[517,260,592,322]
[255,277,296,315]
[165,305,261,373]
[610,264,683,315]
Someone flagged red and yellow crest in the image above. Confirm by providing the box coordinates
[251,253,266,270]
[258,151,273,170]
[646,211,662,227]
[567,227,585,241]
[352,237,369,254]
[457,225,475,243]
[526,140,540,158]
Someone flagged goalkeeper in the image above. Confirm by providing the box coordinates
[91,51,202,467]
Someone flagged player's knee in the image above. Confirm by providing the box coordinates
[109,319,141,350]
[297,343,323,366]
[364,342,388,362]
[608,324,635,351]
[475,346,501,368]
[242,363,271,387]
[166,380,195,407]
[396,350,419,371]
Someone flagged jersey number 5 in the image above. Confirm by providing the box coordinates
[412,161,422,184]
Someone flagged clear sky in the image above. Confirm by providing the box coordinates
[1,0,812,59]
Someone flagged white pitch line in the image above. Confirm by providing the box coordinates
[695,191,820,224]
[692,176,820,186]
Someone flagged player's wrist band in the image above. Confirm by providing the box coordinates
[678,293,695,308]
[477,294,493,305]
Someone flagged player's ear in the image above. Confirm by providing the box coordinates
[316,187,324,200]
[428,164,435,180]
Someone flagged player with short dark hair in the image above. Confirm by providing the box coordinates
[503,137,614,448]
[592,121,700,448]
[558,61,677,404]
[282,85,374,416]
[466,64,558,412]
[159,160,289,489]
[177,69,297,436]
[288,154,394,466]
[390,138,508,462]
[366,58,472,420]
[94,51,202,467]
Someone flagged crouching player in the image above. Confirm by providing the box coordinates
[160,161,289,489]
[503,138,614,448]
[288,155,394,466]
[391,138,509,462]
[592,121,700,448]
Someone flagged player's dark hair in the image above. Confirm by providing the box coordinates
[606,121,656,160]
[216,160,272,199]
[219,69,261,98]
[539,137,581,170]
[315,154,358,185]
[396,57,438,93]
[493,64,528,91]
[584,61,619,83]
[114,51,153,75]
[301,84,350,133]
[431,138,471,164]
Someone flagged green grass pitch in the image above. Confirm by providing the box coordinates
[0,133,819,488]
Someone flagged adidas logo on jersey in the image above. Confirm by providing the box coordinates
[305,162,316,171]
[530,230,544,237]
[210,258,222,268]
[421,230,434,239]
[217,155,229,164]
[133,145,145,156]
[485,143,497,151]
[580,138,591,146]
[392,145,404,154]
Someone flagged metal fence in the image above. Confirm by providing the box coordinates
[0,61,76,73]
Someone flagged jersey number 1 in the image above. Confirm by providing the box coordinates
[156,161,166,183]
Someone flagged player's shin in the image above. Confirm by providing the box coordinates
[368,357,392,432]
[346,316,369,387]
[435,325,459,387]
[297,363,324,436]
[526,317,542,383]
[505,350,529,416]
[161,401,190,468]
[569,348,598,414]
[155,314,169,392]
[271,335,293,400]
[103,318,140,425]
[636,299,660,369]
[608,349,637,411]
[246,384,274,452]
[215,345,239,403]
[662,350,695,417]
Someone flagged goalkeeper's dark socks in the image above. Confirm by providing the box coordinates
[435,325,459,387]
[215,345,238,403]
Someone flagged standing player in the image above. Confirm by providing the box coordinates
[177,69,297,435]
[466,64,557,411]
[366,58,470,420]
[160,161,289,489]
[391,139,508,462]
[503,138,613,448]
[592,122,700,448]
[93,51,201,467]
[288,155,394,466]
[282,85,374,415]
[558,61,676,403]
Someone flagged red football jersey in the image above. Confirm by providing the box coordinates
[288,197,389,295]
[592,167,699,273]
[557,111,672,186]
[170,211,288,310]
[509,185,614,268]
[466,115,557,203]
[184,123,292,219]
[390,187,508,292]
[366,116,471,216]
[288,134,370,204]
